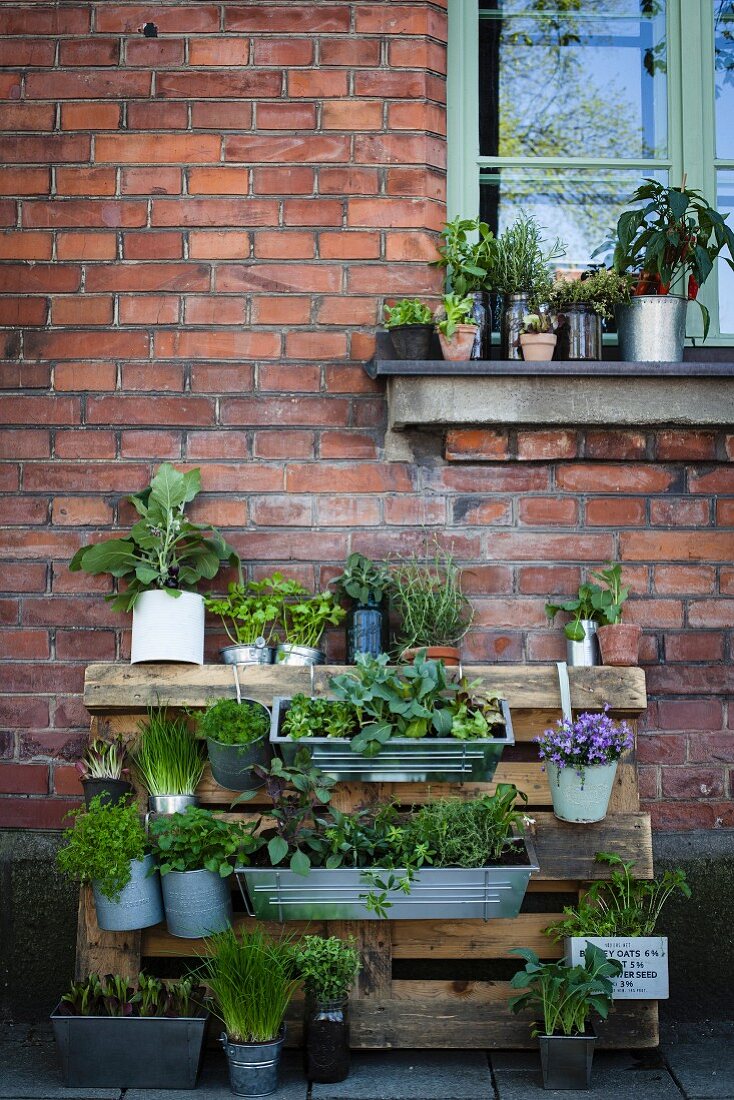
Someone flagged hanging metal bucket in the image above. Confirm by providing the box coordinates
[566,620,600,667]
[615,295,688,362]
[161,868,233,939]
[92,854,164,931]
[222,1028,285,1098]
[275,644,325,666]
[207,734,271,792]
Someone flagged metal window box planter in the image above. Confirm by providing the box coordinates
[50,1007,209,1089]
[236,834,538,922]
[269,695,514,783]
[565,936,669,999]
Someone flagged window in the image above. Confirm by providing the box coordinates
[447,1,734,343]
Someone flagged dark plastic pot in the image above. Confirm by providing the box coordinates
[346,604,386,662]
[50,1007,208,1089]
[222,1026,285,1097]
[388,323,433,360]
[304,997,350,1084]
[539,1031,595,1090]
[207,734,271,792]
[81,777,133,808]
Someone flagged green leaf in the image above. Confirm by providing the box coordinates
[290,848,310,876]
[73,539,139,579]
[149,463,190,512]
[667,188,690,221]
[268,836,289,865]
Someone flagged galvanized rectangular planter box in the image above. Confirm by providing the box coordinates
[236,834,538,922]
[564,936,669,999]
[269,695,514,783]
[50,1008,209,1089]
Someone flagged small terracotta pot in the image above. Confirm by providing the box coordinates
[400,645,461,667]
[520,333,557,361]
[596,623,641,666]
[439,324,478,361]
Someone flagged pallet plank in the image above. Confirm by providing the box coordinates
[531,812,652,879]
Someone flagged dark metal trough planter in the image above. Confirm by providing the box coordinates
[269,695,514,783]
[50,1008,209,1089]
[538,1031,596,1090]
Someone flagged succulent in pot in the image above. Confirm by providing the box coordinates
[197,697,271,792]
[549,267,630,361]
[432,216,497,359]
[131,706,205,818]
[435,293,478,361]
[494,213,565,359]
[390,542,473,664]
[295,935,361,1084]
[384,297,434,360]
[69,464,239,665]
[204,579,282,666]
[76,735,132,807]
[509,942,622,1090]
[199,927,299,1098]
[333,552,390,662]
[519,311,556,362]
[56,795,164,932]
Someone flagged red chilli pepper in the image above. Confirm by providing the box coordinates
[688,274,699,300]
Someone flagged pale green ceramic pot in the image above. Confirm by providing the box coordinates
[546,761,618,823]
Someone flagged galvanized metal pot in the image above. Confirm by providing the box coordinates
[221,642,274,666]
[222,1027,285,1098]
[615,294,688,362]
[539,1031,595,1090]
[276,644,325,666]
[500,292,530,360]
[546,761,618,824]
[555,304,602,361]
[566,620,600,667]
[81,777,132,809]
[207,734,270,792]
[161,867,233,939]
[92,854,164,931]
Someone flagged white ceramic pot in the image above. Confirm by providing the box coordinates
[131,590,205,665]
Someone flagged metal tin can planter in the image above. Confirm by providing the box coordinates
[131,589,205,665]
[539,1031,595,1090]
[276,644,325,666]
[546,761,618,823]
[221,641,275,666]
[566,620,600,667]
[222,1027,285,1098]
[207,735,271,792]
[51,1008,208,1089]
[615,294,688,362]
[236,837,538,922]
[81,777,132,808]
[565,937,669,1000]
[161,867,233,938]
[92,854,164,931]
[304,998,350,1084]
[270,696,514,783]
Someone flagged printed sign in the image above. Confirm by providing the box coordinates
[565,937,669,1000]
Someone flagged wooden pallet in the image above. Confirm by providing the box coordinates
[77,662,655,1049]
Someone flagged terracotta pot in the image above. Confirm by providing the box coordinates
[400,645,461,667]
[596,623,641,666]
[519,333,557,362]
[438,324,478,361]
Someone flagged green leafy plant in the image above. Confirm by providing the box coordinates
[589,562,629,625]
[383,298,433,327]
[390,543,473,649]
[545,852,691,940]
[197,698,270,747]
[204,580,282,647]
[76,736,129,782]
[549,268,630,321]
[494,213,566,303]
[148,805,260,877]
[432,216,497,296]
[59,972,204,1018]
[509,942,622,1037]
[435,293,475,338]
[406,784,528,867]
[69,464,239,612]
[198,927,298,1044]
[260,574,346,651]
[333,552,390,608]
[56,795,147,902]
[520,311,554,335]
[281,695,358,741]
[294,935,361,1003]
[131,707,205,796]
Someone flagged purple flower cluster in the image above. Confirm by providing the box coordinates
[536,705,633,775]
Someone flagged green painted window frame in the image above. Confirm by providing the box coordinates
[447,0,733,346]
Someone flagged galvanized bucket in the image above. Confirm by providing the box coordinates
[221,642,274,666]
[207,734,271,792]
[566,620,600,667]
[222,1028,285,1098]
[275,644,325,666]
[161,867,233,939]
[539,1032,596,1090]
[92,854,164,931]
[546,761,618,823]
[615,295,688,362]
[149,793,198,815]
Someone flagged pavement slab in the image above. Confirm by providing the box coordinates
[491,1051,683,1099]
[663,1041,734,1099]
[310,1050,493,1100]
[0,1036,120,1100]
[125,1050,308,1100]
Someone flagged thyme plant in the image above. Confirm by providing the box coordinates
[389,543,472,650]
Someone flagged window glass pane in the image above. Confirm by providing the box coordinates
[478,2,668,160]
[717,170,734,332]
[715,2,734,158]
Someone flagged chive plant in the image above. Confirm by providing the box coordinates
[131,707,205,796]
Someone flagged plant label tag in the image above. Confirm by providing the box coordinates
[565,936,669,1000]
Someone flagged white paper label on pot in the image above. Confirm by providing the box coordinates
[565,936,669,999]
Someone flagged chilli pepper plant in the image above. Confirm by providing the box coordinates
[536,706,633,786]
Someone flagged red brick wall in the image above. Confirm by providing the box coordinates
[0,1,732,832]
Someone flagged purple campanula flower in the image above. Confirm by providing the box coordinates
[535,703,633,784]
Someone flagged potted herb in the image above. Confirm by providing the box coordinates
[384,298,434,360]
[148,805,260,938]
[509,942,623,1090]
[200,927,299,1098]
[590,563,640,666]
[56,795,163,931]
[536,706,633,823]
[197,697,271,792]
[204,578,282,665]
[432,216,497,358]
[390,543,472,664]
[295,935,360,1084]
[69,464,239,665]
[606,178,734,361]
[546,852,691,1001]
[51,972,208,1089]
[494,213,565,359]
[545,581,604,666]
[435,293,478,361]
[132,706,205,818]
[333,552,390,662]
[277,578,346,666]
[519,312,557,362]
[549,268,629,361]
[76,736,132,807]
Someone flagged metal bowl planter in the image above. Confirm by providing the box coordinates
[539,1030,596,1090]
[276,644,325,666]
[92,853,164,932]
[222,1026,286,1098]
[221,642,275,666]
[160,867,233,939]
[564,937,669,1000]
[236,834,538,922]
[51,1007,208,1089]
[269,696,514,783]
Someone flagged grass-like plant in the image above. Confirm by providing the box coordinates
[199,927,299,1044]
[56,795,147,901]
[131,707,205,796]
[294,935,360,1004]
[198,698,270,747]
[389,543,472,650]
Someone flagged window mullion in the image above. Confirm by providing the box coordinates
[447,0,479,219]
